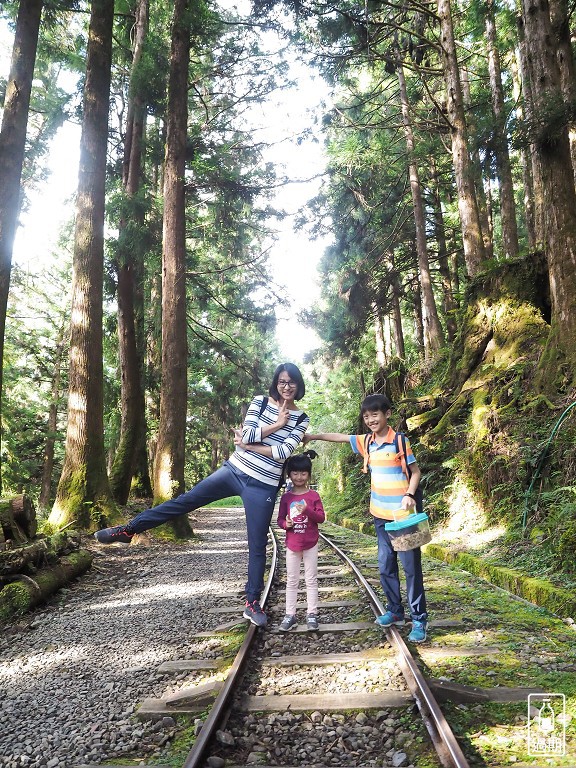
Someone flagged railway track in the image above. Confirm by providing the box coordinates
[136,523,471,768]
[4,507,574,768]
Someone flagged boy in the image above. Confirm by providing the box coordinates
[303,393,428,642]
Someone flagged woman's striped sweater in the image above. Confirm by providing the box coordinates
[228,395,309,487]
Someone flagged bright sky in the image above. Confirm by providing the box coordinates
[1,9,332,365]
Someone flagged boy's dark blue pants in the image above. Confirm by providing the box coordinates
[373,517,428,622]
[126,461,277,603]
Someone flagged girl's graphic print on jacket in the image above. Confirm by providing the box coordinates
[278,489,325,551]
[289,499,308,528]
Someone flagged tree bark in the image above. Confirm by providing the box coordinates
[520,0,576,359]
[0,551,93,622]
[411,263,425,354]
[431,160,457,341]
[0,540,47,573]
[395,48,444,356]
[485,0,519,260]
[0,0,44,489]
[548,0,576,177]
[0,530,80,574]
[391,271,406,360]
[516,13,544,248]
[438,0,486,277]
[39,326,66,509]
[373,306,387,367]
[0,495,37,544]
[110,0,151,504]
[152,0,192,539]
[461,66,493,261]
[511,48,537,251]
[49,0,116,531]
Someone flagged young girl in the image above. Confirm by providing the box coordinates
[277,451,325,631]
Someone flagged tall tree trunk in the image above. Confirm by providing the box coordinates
[383,252,406,359]
[373,305,387,367]
[39,326,66,509]
[210,439,219,473]
[516,14,544,248]
[511,51,536,250]
[411,262,425,354]
[0,0,44,489]
[49,0,116,530]
[461,67,494,261]
[110,0,151,503]
[430,160,457,341]
[391,272,405,360]
[152,0,192,538]
[485,0,519,260]
[520,0,576,362]
[438,0,487,277]
[395,47,444,356]
[549,0,576,177]
[131,259,153,498]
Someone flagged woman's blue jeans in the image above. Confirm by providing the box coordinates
[373,517,428,622]
[127,462,277,602]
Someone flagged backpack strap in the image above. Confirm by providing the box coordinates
[362,433,372,474]
[394,431,411,480]
[361,430,423,511]
[363,431,410,478]
[396,432,424,512]
[258,396,269,418]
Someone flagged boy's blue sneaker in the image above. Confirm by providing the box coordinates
[374,611,405,627]
[408,620,427,643]
[243,600,267,627]
[94,525,134,544]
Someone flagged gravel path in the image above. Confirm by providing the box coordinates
[0,507,248,768]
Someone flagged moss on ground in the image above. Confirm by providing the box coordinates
[424,543,576,618]
[330,514,576,620]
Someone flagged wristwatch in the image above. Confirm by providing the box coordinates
[404,492,416,500]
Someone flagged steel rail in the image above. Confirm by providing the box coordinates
[319,530,471,768]
[182,527,279,768]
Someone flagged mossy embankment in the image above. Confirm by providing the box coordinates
[317,255,576,618]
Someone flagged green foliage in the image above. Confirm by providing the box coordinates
[205,496,242,507]
[2,264,70,501]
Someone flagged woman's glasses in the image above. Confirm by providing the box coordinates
[278,380,297,389]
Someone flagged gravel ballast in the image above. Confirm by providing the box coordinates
[0,507,248,768]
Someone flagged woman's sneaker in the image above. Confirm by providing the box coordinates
[243,600,267,627]
[94,525,134,544]
[306,614,319,631]
[374,611,405,627]
[279,615,298,632]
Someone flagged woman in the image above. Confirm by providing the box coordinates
[94,363,309,627]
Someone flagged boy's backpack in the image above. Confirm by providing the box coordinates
[257,397,308,492]
[363,431,424,513]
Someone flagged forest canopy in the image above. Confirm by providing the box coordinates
[1,0,575,575]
